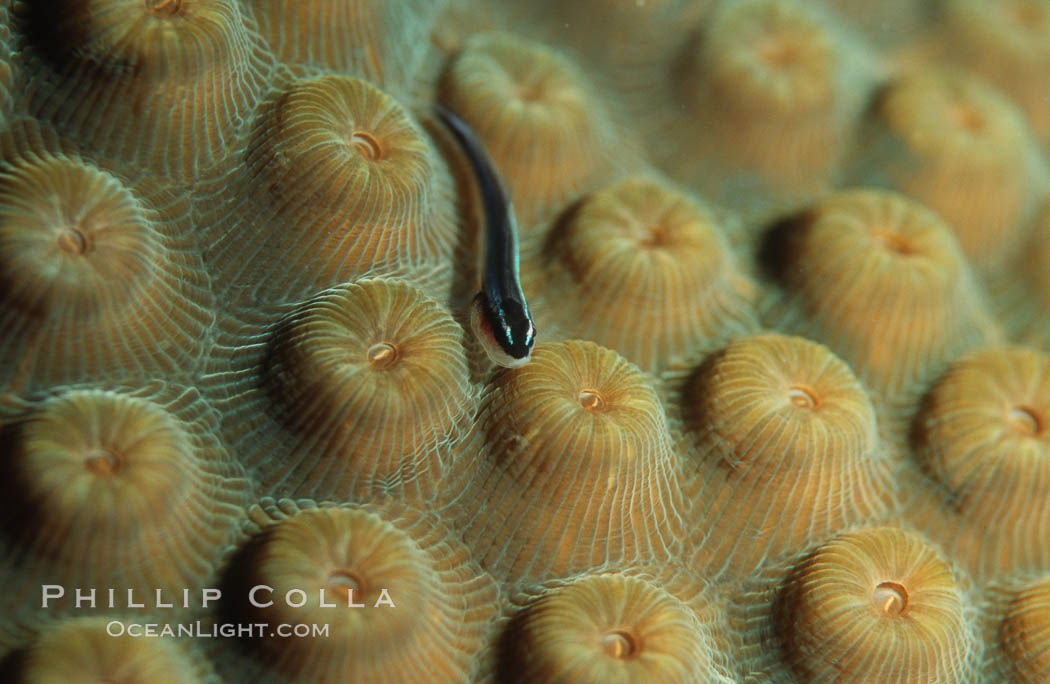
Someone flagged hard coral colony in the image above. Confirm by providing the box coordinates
[1,1,1049,683]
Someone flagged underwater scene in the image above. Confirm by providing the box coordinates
[1,0,1049,681]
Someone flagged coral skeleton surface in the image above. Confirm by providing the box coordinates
[0,0,1048,681]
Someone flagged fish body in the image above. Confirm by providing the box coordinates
[437,105,536,367]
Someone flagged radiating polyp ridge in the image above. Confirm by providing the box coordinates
[256,278,475,501]
[0,386,248,606]
[17,0,272,179]
[498,573,735,683]
[223,499,496,684]
[13,617,204,683]
[681,333,895,577]
[0,150,212,390]
[532,175,756,372]
[440,32,621,224]
[0,5,14,129]
[858,68,1046,270]
[202,73,457,305]
[995,575,1050,683]
[742,527,979,682]
[451,341,686,583]
[761,188,998,409]
[912,346,1050,577]
[250,0,445,95]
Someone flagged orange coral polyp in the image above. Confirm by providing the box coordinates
[762,189,996,405]
[201,73,457,305]
[505,574,731,683]
[686,334,881,476]
[682,334,895,576]
[701,0,836,115]
[249,75,431,225]
[672,0,866,193]
[19,617,202,683]
[912,346,1050,577]
[228,500,497,683]
[258,279,475,500]
[0,386,248,608]
[0,157,156,318]
[0,148,212,389]
[917,346,1050,504]
[249,508,435,633]
[452,340,685,581]
[863,69,1045,269]
[15,391,191,533]
[29,0,235,78]
[534,175,756,372]
[776,527,978,681]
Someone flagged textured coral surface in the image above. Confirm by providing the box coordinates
[1,1,1049,682]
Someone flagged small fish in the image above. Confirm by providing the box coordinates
[436,104,536,368]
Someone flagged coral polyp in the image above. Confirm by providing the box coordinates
[911,346,1050,579]
[665,0,872,204]
[737,526,980,682]
[782,527,978,681]
[201,73,457,306]
[0,147,212,390]
[701,0,838,123]
[680,333,895,577]
[530,174,756,372]
[221,499,496,684]
[246,279,475,501]
[250,75,432,220]
[0,386,248,625]
[918,346,1050,502]
[498,572,735,683]
[451,341,685,583]
[855,69,1046,270]
[501,0,695,71]
[761,189,998,410]
[17,0,272,179]
[0,158,155,321]
[15,617,205,683]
